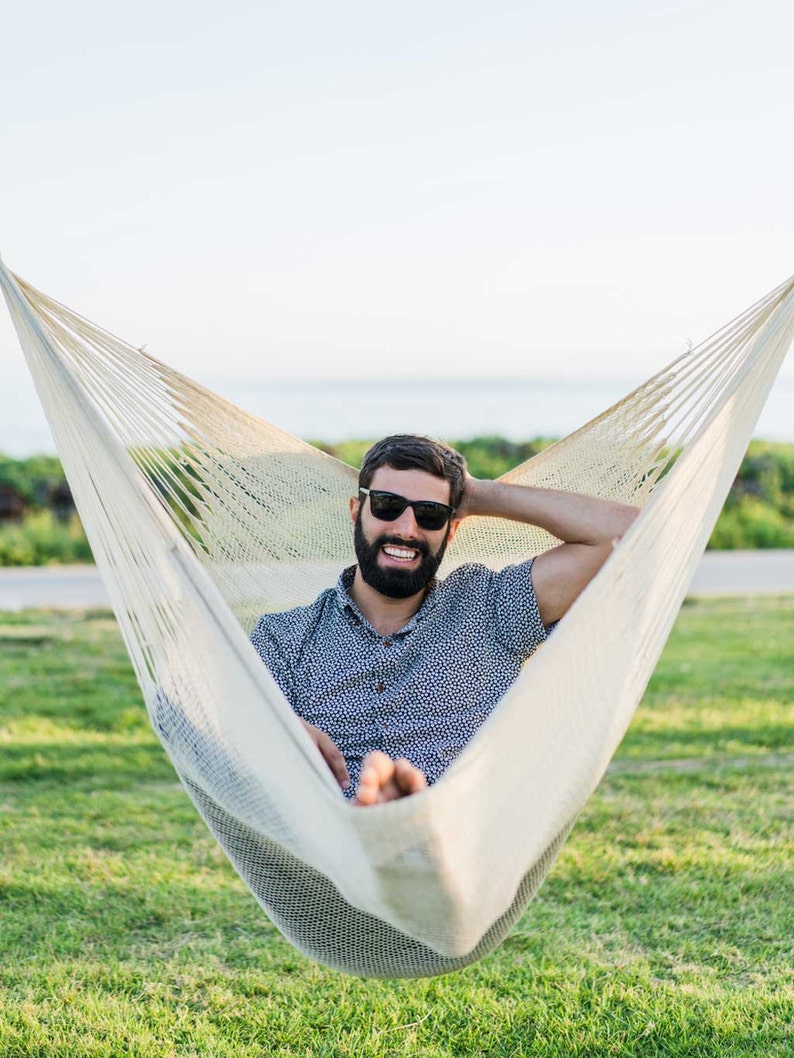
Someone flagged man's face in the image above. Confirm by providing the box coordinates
[350,466,460,600]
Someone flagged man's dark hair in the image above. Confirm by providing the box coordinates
[358,434,467,509]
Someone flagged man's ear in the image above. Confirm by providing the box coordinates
[446,517,462,546]
[350,495,360,526]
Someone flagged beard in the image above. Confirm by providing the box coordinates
[354,513,450,599]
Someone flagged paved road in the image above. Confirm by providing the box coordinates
[1,552,793,611]
[688,549,794,597]
[0,565,111,611]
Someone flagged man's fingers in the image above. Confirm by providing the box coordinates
[302,720,350,790]
[318,732,350,790]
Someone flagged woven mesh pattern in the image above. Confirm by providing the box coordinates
[2,260,792,977]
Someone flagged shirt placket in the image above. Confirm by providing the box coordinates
[372,632,402,752]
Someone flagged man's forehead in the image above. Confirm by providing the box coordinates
[368,466,452,503]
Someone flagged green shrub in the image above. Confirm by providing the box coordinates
[709,496,794,550]
[313,435,555,479]
[0,453,68,506]
[1,438,792,564]
[0,510,93,566]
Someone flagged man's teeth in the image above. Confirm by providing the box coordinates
[382,545,418,561]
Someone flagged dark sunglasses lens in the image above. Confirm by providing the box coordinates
[367,491,451,530]
[369,493,405,521]
[413,503,449,530]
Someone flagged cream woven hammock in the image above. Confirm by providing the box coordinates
[2,259,792,979]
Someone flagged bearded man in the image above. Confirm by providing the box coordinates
[250,434,638,805]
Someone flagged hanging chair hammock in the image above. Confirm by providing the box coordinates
[2,258,792,978]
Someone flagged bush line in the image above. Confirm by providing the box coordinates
[1,438,792,565]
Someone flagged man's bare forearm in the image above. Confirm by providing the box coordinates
[460,478,639,546]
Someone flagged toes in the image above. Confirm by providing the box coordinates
[361,750,393,785]
[354,751,394,805]
[354,754,427,805]
[394,758,427,794]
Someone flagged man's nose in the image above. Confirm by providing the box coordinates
[390,504,420,536]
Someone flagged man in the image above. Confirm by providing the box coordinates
[251,435,638,806]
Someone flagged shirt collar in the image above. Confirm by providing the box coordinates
[334,565,441,634]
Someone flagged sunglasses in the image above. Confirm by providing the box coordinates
[359,488,456,531]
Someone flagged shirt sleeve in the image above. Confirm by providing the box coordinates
[250,615,296,705]
[491,557,551,658]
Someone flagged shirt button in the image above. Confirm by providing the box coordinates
[384,639,393,648]
[376,682,385,693]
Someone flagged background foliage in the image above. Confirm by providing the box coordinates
[0,439,792,565]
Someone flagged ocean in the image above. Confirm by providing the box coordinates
[1,366,792,455]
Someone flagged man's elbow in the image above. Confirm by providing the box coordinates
[613,504,641,543]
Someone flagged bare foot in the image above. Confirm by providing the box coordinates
[353,751,427,806]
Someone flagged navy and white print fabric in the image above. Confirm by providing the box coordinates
[250,561,549,798]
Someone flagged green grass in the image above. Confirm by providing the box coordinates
[0,598,792,1056]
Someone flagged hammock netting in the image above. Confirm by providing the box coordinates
[2,259,792,978]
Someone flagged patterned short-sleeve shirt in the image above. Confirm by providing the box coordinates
[250,559,549,797]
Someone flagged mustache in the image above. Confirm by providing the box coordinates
[376,534,430,557]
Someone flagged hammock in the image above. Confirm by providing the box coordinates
[2,259,792,979]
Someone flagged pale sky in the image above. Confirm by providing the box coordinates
[2,1,793,407]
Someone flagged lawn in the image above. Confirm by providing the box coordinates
[0,597,792,1057]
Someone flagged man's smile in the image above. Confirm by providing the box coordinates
[354,512,444,600]
[381,544,421,563]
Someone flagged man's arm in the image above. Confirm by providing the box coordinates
[457,478,640,626]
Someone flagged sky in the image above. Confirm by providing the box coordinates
[1,0,793,450]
